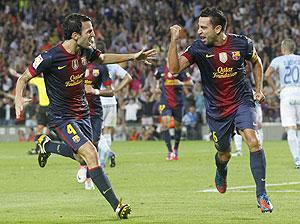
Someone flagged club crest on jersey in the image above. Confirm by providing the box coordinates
[81,57,87,66]
[231,51,241,60]
[72,59,79,70]
[72,135,80,143]
[93,69,100,77]
[219,52,228,63]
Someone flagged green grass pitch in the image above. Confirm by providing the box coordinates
[1,140,300,223]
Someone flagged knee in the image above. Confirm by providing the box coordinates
[246,136,260,151]
[79,144,98,163]
[218,151,231,161]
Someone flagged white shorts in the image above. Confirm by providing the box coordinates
[102,104,117,127]
[280,87,300,127]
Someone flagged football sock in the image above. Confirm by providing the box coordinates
[297,130,300,146]
[234,134,243,152]
[215,153,228,177]
[250,149,266,197]
[174,129,181,154]
[98,135,110,166]
[161,130,172,153]
[45,141,75,160]
[287,129,300,162]
[89,166,119,210]
[103,133,112,147]
[257,128,264,146]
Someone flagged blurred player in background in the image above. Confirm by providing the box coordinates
[100,63,132,167]
[155,58,193,160]
[168,7,273,213]
[265,38,300,169]
[15,13,156,219]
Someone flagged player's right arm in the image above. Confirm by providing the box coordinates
[15,69,33,119]
[167,25,191,74]
[265,65,277,95]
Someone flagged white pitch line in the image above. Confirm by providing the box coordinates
[199,181,300,192]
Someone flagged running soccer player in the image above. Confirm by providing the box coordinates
[167,7,272,213]
[15,13,156,219]
[155,59,193,160]
[265,38,300,169]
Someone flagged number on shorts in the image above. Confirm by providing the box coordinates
[67,124,77,135]
[212,131,218,143]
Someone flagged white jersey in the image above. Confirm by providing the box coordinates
[269,54,300,89]
[100,64,128,105]
[270,54,300,127]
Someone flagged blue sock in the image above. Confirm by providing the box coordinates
[250,149,266,197]
[45,141,75,160]
[89,166,119,210]
[161,130,172,153]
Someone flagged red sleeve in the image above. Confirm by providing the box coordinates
[182,52,193,64]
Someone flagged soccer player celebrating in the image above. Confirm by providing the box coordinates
[167,7,273,212]
[265,38,300,169]
[155,59,193,160]
[14,13,156,219]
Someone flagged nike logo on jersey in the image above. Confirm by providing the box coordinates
[58,65,67,70]
[205,54,214,58]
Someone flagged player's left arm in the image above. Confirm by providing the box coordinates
[248,46,265,103]
[96,49,157,65]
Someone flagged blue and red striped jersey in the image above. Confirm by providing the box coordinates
[182,34,255,119]
[28,43,101,125]
[155,66,191,109]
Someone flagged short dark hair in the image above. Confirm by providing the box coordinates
[200,7,227,32]
[62,13,92,40]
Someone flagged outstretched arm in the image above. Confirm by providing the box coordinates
[98,49,157,65]
[167,25,190,74]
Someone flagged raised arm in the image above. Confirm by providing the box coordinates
[167,25,190,74]
[15,69,33,118]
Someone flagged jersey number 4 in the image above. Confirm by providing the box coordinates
[67,124,77,135]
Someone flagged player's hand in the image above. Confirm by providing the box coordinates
[170,25,182,41]
[134,48,157,65]
[85,85,93,94]
[154,88,162,94]
[15,96,31,119]
[254,90,265,103]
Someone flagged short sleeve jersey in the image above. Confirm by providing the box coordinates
[269,54,300,88]
[182,34,254,119]
[28,43,101,125]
